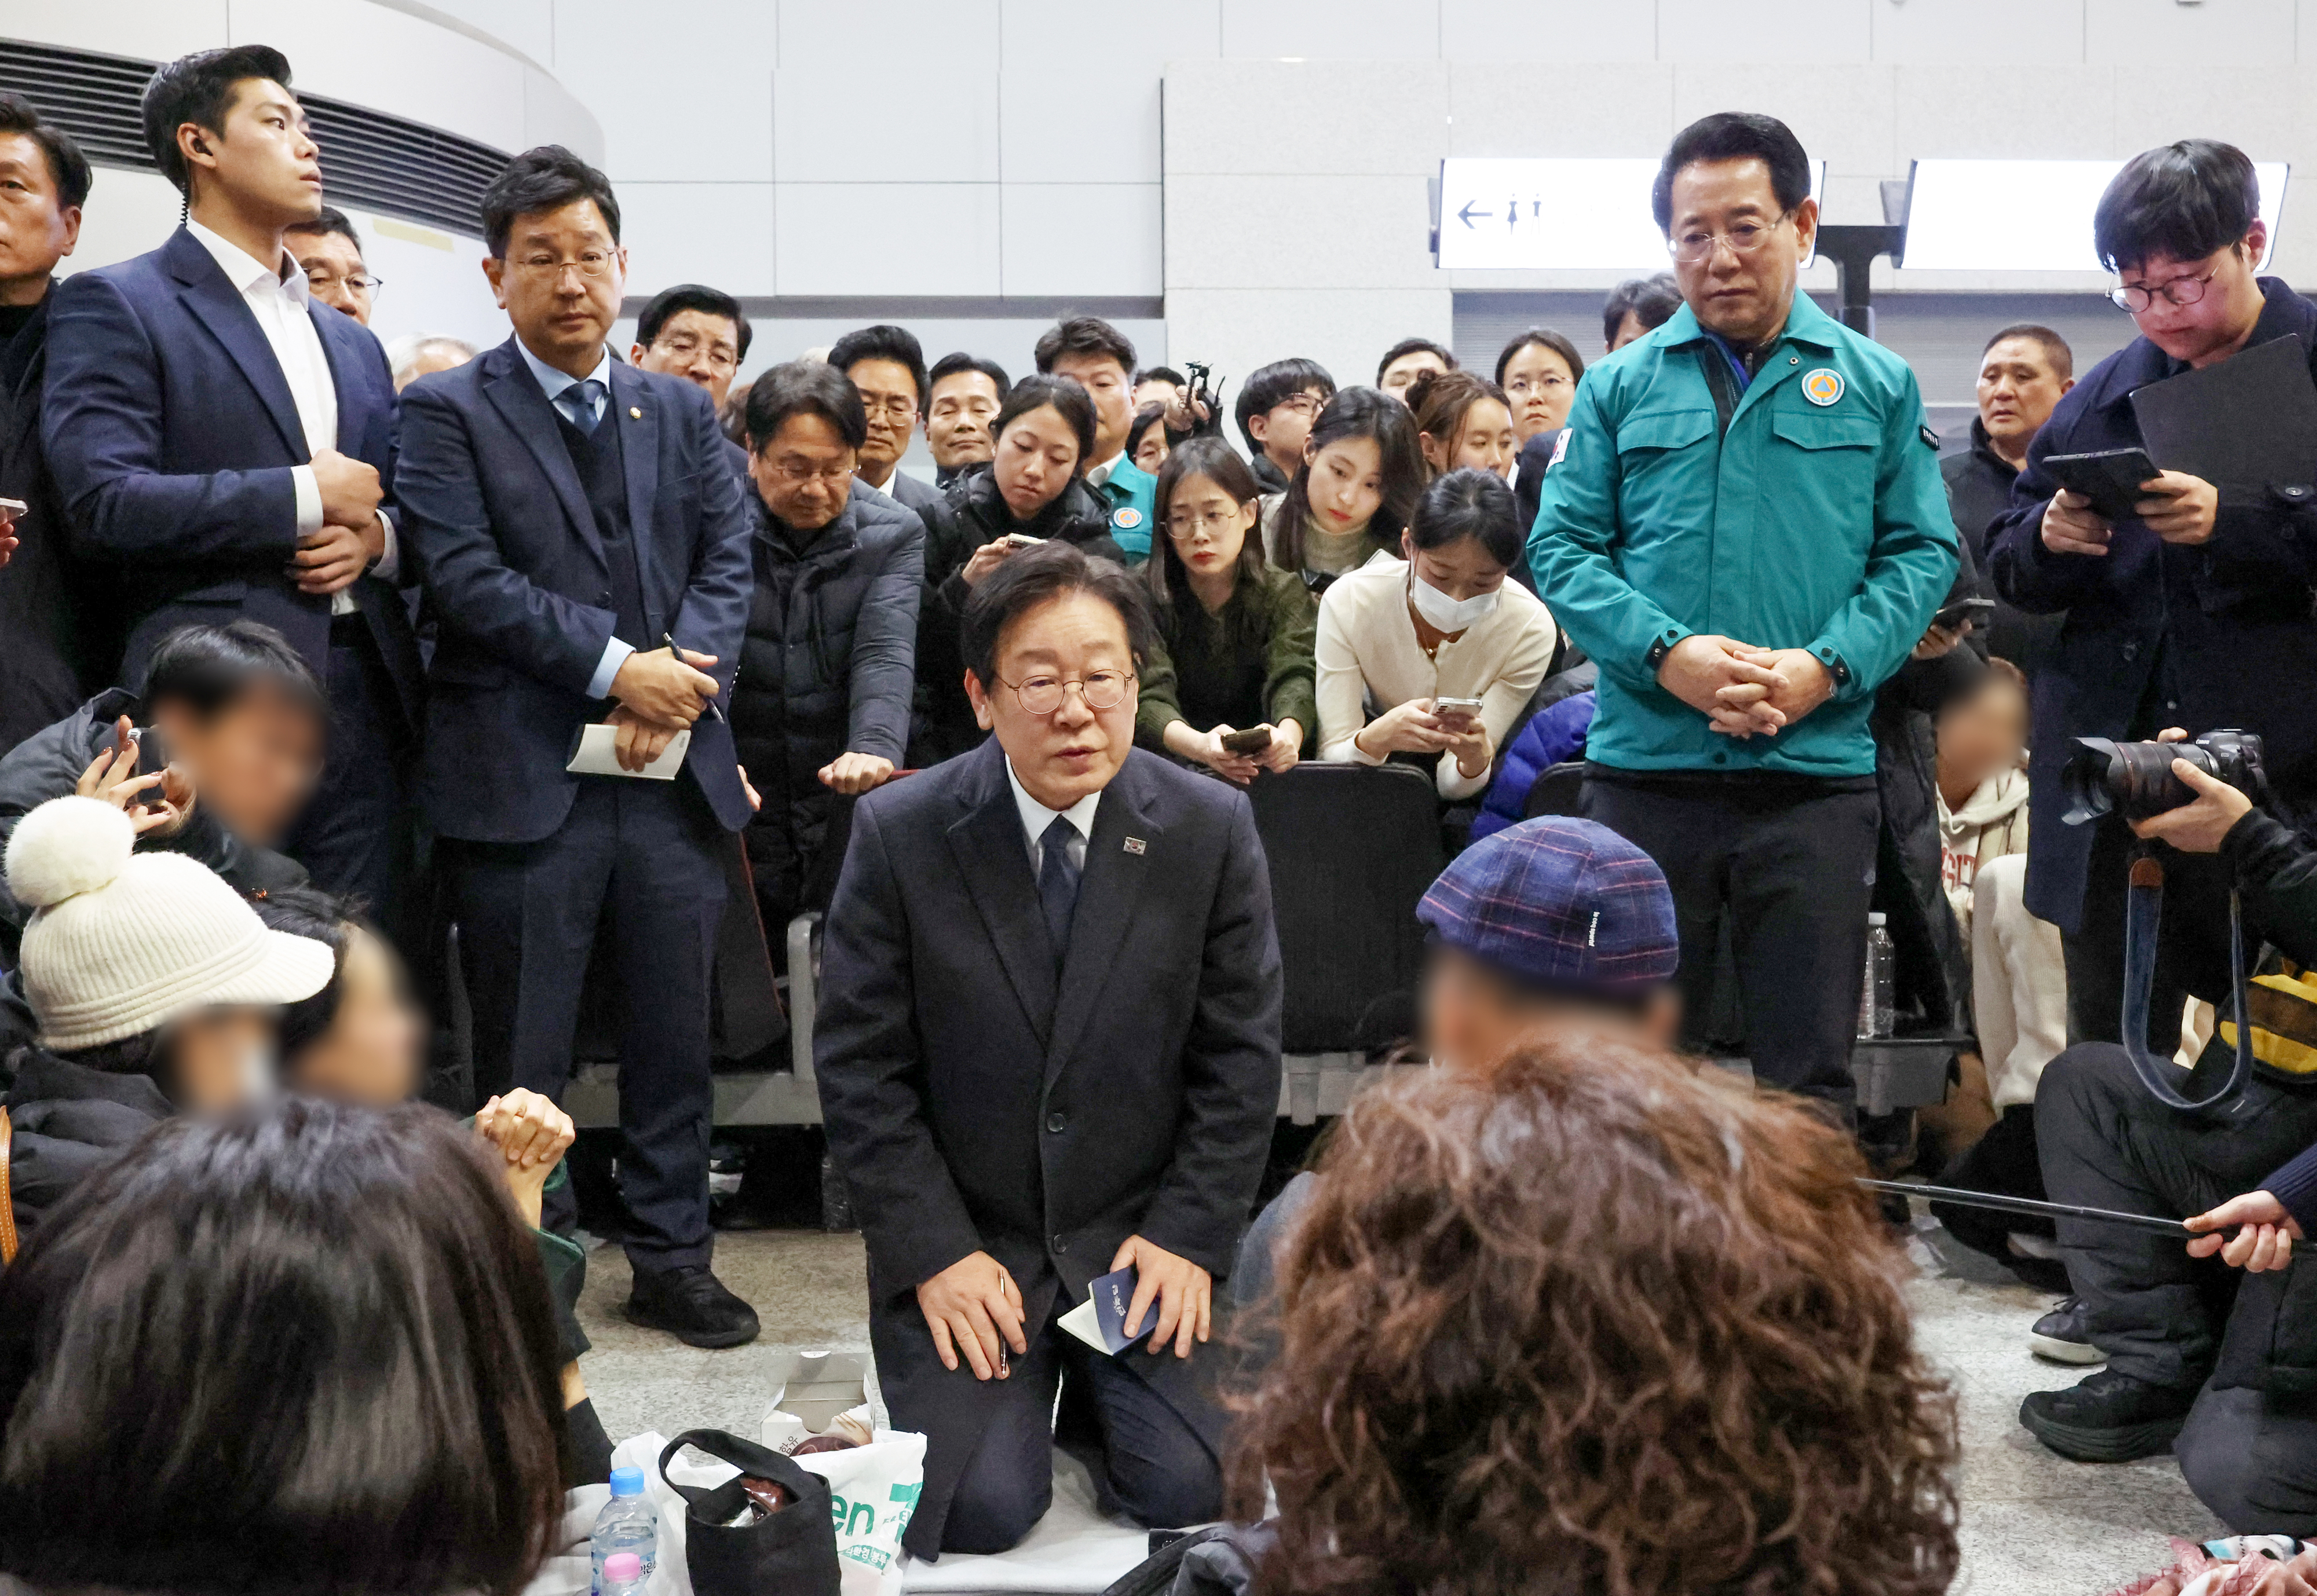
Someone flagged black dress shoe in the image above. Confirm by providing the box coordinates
[626,1265,761,1349]
[2019,1368,2195,1462]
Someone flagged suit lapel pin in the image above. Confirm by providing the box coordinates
[1123,837,1147,855]
[628,405,642,419]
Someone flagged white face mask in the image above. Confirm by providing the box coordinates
[1408,568,1501,632]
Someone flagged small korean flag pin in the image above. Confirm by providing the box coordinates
[1123,837,1147,855]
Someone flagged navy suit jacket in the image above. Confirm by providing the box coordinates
[395,336,753,843]
[39,228,416,707]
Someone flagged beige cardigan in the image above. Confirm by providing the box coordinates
[1314,557,1558,799]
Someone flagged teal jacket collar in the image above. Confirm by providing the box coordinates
[1655,290,1841,355]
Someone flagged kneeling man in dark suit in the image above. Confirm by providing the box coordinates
[817,541,1282,1558]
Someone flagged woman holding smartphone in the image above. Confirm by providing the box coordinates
[1315,468,1556,800]
[942,372,1126,594]
[1138,438,1317,784]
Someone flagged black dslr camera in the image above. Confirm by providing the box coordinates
[2060,729,2268,825]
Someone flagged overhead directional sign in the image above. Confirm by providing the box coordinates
[1899,158,2287,272]
[1436,157,1825,270]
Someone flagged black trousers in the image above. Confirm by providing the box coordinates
[2178,1385,2317,1535]
[2037,1040,2317,1388]
[284,617,415,945]
[2062,814,2242,1050]
[1581,769,1880,1106]
[447,778,728,1274]
[941,1296,1223,1555]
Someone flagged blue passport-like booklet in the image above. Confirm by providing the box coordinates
[1057,1264,1141,1355]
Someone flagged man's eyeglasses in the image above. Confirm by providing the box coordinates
[1667,213,1791,265]
[860,396,919,423]
[1274,393,1325,418]
[510,251,616,280]
[2108,266,2219,313]
[652,334,737,372]
[766,459,854,486]
[305,269,382,294]
[1000,670,1135,715]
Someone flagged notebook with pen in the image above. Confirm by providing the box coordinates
[2130,332,2317,497]
[564,723,691,779]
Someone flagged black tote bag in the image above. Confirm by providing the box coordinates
[657,1429,843,1596]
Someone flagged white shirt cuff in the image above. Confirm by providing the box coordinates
[291,464,323,536]
[588,636,636,701]
[371,510,400,583]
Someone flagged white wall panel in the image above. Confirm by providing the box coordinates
[778,0,1000,71]
[1448,63,1675,158]
[1656,0,1870,64]
[236,0,531,153]
[1893,65,2115,162]
[393,0,556,66]
[1440,1,1654,63]
[1000,184,1163,295]
[1166,285,1449,406]
[773,67,999,183]
[2110,66,2305,159]
[6,0,228,60]
[774,184,1003,295]
[1166,174,1437,289]
[547,0,770,181]
[1218,0,1441,60]
[1164,60,1448,175]
[998,0,1211,184]
[2086,0,2297,66]
[1870,0,2083,64]
[618,182,777,296]
[1672,62,1894,179]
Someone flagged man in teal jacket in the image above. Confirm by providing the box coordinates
[1529,111,1957,1111]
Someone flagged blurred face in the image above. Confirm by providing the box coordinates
[1500,343,1575,440]
[1249,387,1326,471]
[1422,947,1678,1071]
[1936,678,2029,798]
[634,308,741,409]
[1304,433,1384,535]
[966,591,1138,811]
[1401,529,1508,602]
[287,926,423,1106]
[927,369,1003,470]
[0,131,80,300]
[1379,348,1449,402]
[1426,397,1517,479]
[1163,471,1256,590]
[1667,157,1815,347]
[1607,309,1651,351]
[750,411,856,533]
[1131,421,1170,475]
[1132,376,1181,412]
[484,197,626,375]
[152,685,324,847]
[290,228,371,324]
[396,341,470,392]
[167,1006,277,1114]
[181,78,321,228]
[992,402,1082,521]
[846,356,920,479]
[2119,234,2269,368]
[1050,352,1133,464]
[1975,336,2073,457]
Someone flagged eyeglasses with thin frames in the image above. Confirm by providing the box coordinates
[305,269,382,294]
[508,250,616,280]
[999,670,1135,715]
[1667,211,1792,266]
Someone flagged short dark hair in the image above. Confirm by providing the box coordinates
[1273,387,1426,574]
[1980,322,2074,379]
[1376,338,1457,386]
[142,620,326,721]
[1126,402,1169,460]
[745,360,868,452]
[140,44,294,198]
[1494,328,1583,389]
[960,539,1158,689]
[1134,366,1186,389]
[1034,316,1136,377]
[1409,466,1524,568]
[829,323,930,409]
[930,350,1011,401]
[0,1100,567,1596]
[286,203,361,254]
[250,884,358,1063]
[480,144,620,259]
[1147,437,1268,612]
[1601,273,1683,345]
[1236,357,1337,453]
[0,93,91,211]
[994,372,1097,470]
[1653,112,1811,233]
[2094,139,2262,274]
[637,283,751,361]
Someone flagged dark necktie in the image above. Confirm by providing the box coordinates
[559,377,605,437]
[1039,815,1080,961]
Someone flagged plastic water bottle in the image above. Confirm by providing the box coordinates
[1857,912,1896,1039]
[591,1466,657,1594]
[600,1552,646,1596]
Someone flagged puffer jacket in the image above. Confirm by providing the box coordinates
[4,1041,172,1241]
[1937,763,2030,936]
[730,479,924,880]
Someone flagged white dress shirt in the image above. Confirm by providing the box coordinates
[184,219,397,615]
[1084,451,1128,493]
[1005,755,1099,876]
[514,339,634,701]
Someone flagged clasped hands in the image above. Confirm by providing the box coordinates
[1656,634,1834,739]
[606,646,722,771]
[291,447,388,597]
[915,1233,1212,1382]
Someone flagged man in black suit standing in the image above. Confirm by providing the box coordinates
[396,147,759,1348]
[630,281,752,483]
[816,542,1282,1557]
[39,46,423,938]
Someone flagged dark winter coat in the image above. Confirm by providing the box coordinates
[1941,416,2061,676]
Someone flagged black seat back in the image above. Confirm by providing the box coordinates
[1521,759,1588,821]
[1248,764,1445,1053]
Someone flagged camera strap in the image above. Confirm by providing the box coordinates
[2121,851,2255,1114]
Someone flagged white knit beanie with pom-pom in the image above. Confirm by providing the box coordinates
[4,796,336,1052]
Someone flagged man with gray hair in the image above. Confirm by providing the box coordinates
[387,332,474,393]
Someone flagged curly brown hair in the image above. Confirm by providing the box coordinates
[1229,1032,1960,1596]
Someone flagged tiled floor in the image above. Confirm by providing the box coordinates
[579,1219,2224,1596]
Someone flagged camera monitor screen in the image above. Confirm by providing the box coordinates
[1900,158,2287,273]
